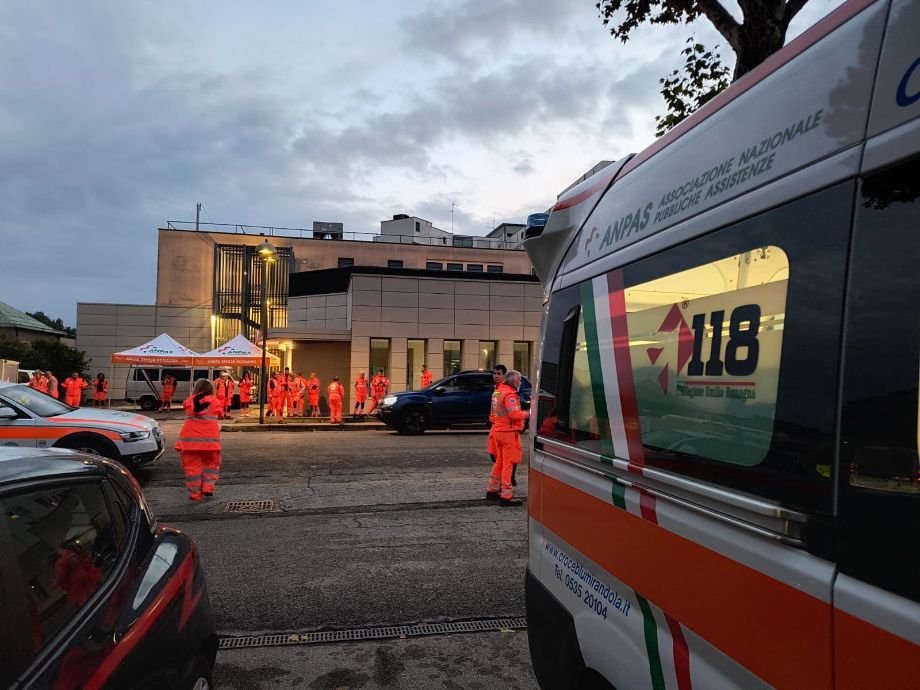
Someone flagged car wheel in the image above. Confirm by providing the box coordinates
[139,396,158,412]
[401,408,428,435]
[65,439,108,457]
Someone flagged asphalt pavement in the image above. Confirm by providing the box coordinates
[141,417,539,689]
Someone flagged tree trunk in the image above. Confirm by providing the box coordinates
[731,0,790,80]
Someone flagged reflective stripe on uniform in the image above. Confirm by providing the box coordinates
[177,437,221,443]
[185,416,220,420]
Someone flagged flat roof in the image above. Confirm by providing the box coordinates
[290,265,539,297]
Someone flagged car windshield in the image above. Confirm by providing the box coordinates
[1,385,74,417]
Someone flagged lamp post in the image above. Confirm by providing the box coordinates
[256,240,277,424]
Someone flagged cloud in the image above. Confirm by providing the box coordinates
[513,159,535,175]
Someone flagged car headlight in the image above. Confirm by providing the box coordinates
[120,430,151,442]
[382,396,398,406]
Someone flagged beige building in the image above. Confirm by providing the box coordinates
[78,222,540,403]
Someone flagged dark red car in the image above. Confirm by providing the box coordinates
[0,447,217,689]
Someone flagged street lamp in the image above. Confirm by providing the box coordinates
[257,241,277,424]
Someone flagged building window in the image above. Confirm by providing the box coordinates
[415,221,421,233]
[444,340,461,376]
[467,264,483,272]
[453,237,474,248]
[370,339,390,377]
[487,265,503,273]
[338,257,354,268]
[513,342,531,378]
[479,341,496,372]
[388,260,404,268]
[426,261,443,271]
[442,238,447,245]
[447,263,463,272]
[407,339,425,389]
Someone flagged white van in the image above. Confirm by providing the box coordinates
[524,0,920,687]
[125,366,238,411]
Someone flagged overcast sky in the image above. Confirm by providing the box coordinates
[0,0,841,325]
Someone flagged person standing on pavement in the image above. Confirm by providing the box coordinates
[47,371,59,399]
[486,369,529,507]
[353,373,368,418]
[327,376,345,424]
[239,372,253,416]
[371,369,389,405]
[269,372,285,423]
[487,364,507,465]
[214,371,235,420]
[36,371,49,394]
[159,374,176,412]
[62,372,87,407]
[420,365,433,388]
[307,372,320,417]
[28,370,43,391]
[93,373,108,407]
[280,368,294,418]
[176,378,222,501]
[292,371,306,417]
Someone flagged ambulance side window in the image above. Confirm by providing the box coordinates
[838,156,920,602]
[552,182,855,514]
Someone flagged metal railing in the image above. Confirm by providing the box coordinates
[164,220,525,251]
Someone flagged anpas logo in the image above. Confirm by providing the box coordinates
[646,304,693,395]
[583,226,600,257]
[139,345,172,354]
[897,55,920,107]
[217,346,248,355]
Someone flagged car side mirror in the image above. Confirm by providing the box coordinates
[434,386,446,395]
[0,407,17,420]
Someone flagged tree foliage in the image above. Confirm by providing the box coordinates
[0,337,89,376]
[597,0,810,132]
[26,310,76,337]
[655,38,730,137]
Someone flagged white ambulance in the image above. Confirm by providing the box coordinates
[524,0,920,687]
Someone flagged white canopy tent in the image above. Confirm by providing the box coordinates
[111,333,199,365]
[194,334,280,367]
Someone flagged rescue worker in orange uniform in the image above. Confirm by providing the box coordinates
[27,371,43,390]
[159,374,176,412]
[327,376,345,424]
[371,369,389,403]
[307,373,320,417]
[269,372,285,422]
[420,365,433,388]
[214,372,235,420]
[239,373,253,416]
[61,372,88,407]
[47,371,59,399]
[37,371,49,394]
[176,378,222,501]
[487,364,507,465]
[279,368,294,418]
[486,369,529,506]
[292,372,306,417]
[92,373,108,407]
[353,373,368,418]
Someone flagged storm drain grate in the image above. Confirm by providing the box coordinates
[224,500,275,513]
[219,617,527,650]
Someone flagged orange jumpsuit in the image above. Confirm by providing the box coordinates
[279,374,294,416]
[27,375,42,390]
[239,378,252,403]
[354,377,368,403]
[307,377,320,412]
[487,383,528,500]
[420,370,433,388]
[93,379,108,402]
[47,375,59,399]
[292,375,306,415]
[269,376,284,419]
[176,394,222,500]
[371,375,389,402]
[61,377,88,407]
[215,377,235,417]
[161,376,176,403]
[37,376,49,394]
[327,381,344,423]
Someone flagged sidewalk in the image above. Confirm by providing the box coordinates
[221,416,389,432]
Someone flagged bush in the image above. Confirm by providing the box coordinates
[0,337,89,377]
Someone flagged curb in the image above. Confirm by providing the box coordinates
[221,422,390,432]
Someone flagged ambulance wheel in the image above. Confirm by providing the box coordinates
[57,435,113,459]
[400,408,428,435]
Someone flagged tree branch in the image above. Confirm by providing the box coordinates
[694,0,740,46]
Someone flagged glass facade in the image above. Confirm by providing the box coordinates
[513,342,531,377]
[479,341,496,372]
[369,339,390,376]
[407,339,425,389]
[443,340,461,376]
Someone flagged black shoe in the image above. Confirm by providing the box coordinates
[499,497,523,507]
[485,491,500,501]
